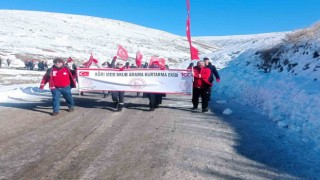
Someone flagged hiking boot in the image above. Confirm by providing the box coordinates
[150,107,155,111]
[68,107,74,112]
[52,112,59,116]
[118,104,123,112]
[202,108,209,113]
[114,101,119,109]
[192,107,198,110]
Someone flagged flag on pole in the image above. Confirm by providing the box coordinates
[67,57,73,63]
[158,58,166,67]
[186,17,191,43]
[186,0,199,60]
[149,56,166,68]
[135,51,143,67]
[190,44,199,60]
[117,45,129,60]
[83,54,99,68]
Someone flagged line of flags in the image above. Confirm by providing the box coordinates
[78,0,198,68]
[80,45,166,68]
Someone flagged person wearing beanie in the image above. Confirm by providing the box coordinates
[110,57,126,111]
[203,57,220,101]
[143,61,166,111]
[39,57,77,116]
[192,60,212,113]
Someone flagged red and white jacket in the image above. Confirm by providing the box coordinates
[192,66,212,88]
[40,66,76,89]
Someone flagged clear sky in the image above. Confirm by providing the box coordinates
[1,0,320,36]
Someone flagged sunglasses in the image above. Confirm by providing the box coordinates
[54,61,63,64]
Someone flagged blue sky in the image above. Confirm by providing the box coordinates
[1,0,319,36]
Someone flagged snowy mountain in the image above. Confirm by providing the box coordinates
[0,10,215,68]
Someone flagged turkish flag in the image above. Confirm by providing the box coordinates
[67,57,73,63]
[83,54,99,68]
[117,45,128,61]
[83,55,93,68]
[158,58,166,67]
[149,57,166,67]
[79,71,89,76]
[135,51,143,67]
[190,45,199,60]
[149,56,159,66]
[185,0,199,60]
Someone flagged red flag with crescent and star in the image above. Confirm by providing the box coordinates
[83,54,99,68]
[117,45,129,61]
[186,0,199,60]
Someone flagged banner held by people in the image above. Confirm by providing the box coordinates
[77,68,192,95]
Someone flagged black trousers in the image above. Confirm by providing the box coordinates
[111,91,125,104]
[192,87,210,110]
[147,93,163,108]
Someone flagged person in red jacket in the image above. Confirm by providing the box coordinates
[39,58,76,116]
[110,59,126,111]
[192,60,212,112]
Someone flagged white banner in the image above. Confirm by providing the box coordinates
[77,68,193,95]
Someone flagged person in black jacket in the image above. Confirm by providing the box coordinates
[203,57,220,101]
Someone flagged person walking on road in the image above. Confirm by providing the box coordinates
[144,61,165,111]
[203,57,220,101]
[192,60,212,113]
[39,58,77,116]
[110,58,126,112]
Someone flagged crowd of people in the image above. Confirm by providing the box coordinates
[24,60,48,71]
[39,57,220,116]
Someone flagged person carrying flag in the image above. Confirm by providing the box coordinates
[192,60,212,113]
[110,57,126,111]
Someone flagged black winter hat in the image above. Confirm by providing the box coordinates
[53,58,65,64]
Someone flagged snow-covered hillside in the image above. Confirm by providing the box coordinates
[195,32,286,68]
[0,10,215,67]
[197,27,320,151]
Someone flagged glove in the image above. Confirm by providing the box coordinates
[216,79,220,83]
